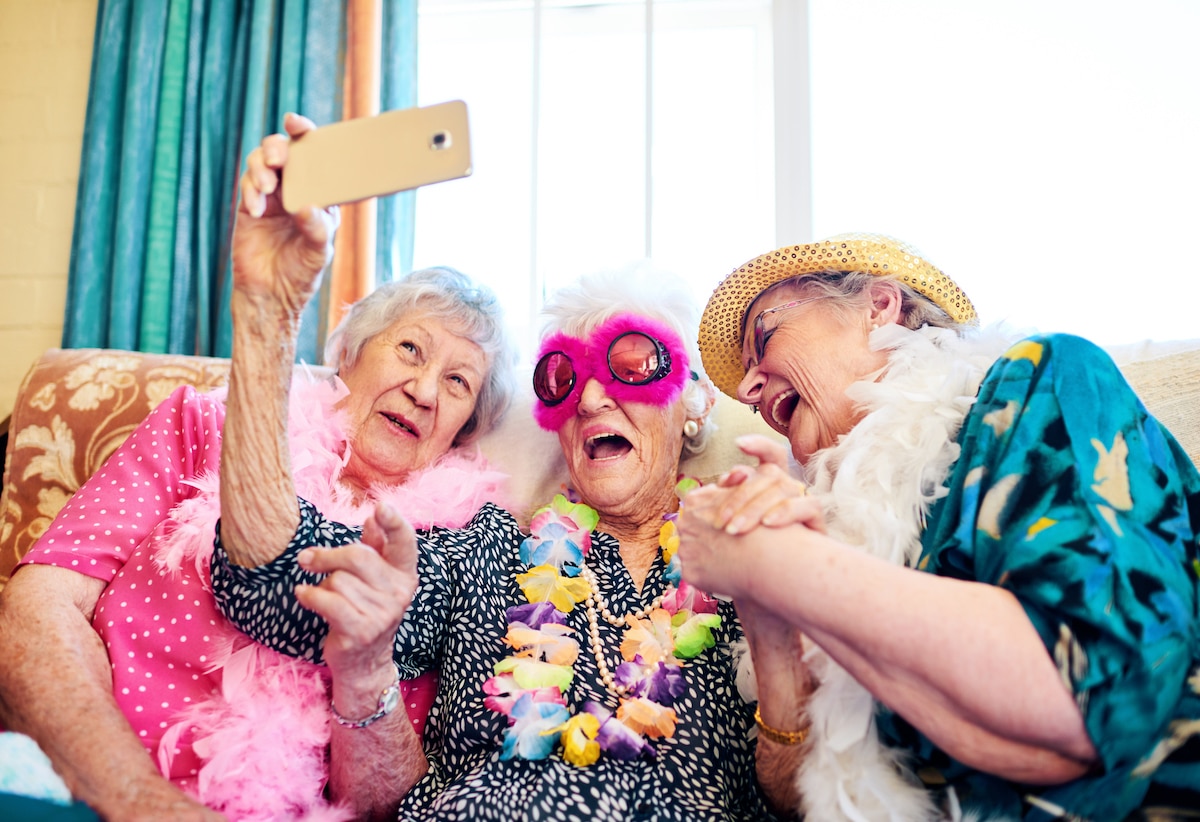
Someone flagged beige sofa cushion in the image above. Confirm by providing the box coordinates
[1118,346,1200,468]
[2,341,1195,589]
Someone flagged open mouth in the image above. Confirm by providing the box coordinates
[768,389,799,433]
[382,412,418,438]
[584,433,633,461]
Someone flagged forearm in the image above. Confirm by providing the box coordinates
[741,607,813,817]
[0,568,203,818]
[328,668,428,820]
[220,291,302,567]
[750,530,1096,777]
[803,600,1094,782]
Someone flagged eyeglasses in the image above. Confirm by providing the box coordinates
[750,296,827,364]
[533,330,674,406]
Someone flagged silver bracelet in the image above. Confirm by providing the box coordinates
[330,662,402,729]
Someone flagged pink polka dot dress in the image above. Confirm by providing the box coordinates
[18,380,510,818]
[24,386,227,783]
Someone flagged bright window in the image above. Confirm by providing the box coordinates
[415,0,777,357]
[415,0,1200,356]
[809,0,1200,347]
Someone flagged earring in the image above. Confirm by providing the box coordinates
[683,419,700,438]
[870,323,879,331]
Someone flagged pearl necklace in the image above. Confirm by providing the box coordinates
[580,563,665,699]
[484,488,721,766]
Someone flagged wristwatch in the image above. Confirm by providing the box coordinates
[331,663,402,729]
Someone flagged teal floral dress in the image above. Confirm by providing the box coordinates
[877,334,1200,820]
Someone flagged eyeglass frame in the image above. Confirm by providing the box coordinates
[749,296,829,365]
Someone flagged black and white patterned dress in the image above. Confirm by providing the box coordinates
[211,500,780,821]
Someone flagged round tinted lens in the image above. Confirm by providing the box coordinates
[608,332,664,385]
[533,351,575,405]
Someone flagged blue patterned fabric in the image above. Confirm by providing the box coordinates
[877,334,1200,820]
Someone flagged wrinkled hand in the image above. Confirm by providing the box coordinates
[709,436,825,536]
[677,461,824,601]
[295,502,418,684]
[232,112,339,318]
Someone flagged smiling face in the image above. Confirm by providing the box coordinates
[335,313,488,493]
[736,283,890,462]
[557,376,688,523]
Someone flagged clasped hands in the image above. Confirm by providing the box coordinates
[676,434,826,602]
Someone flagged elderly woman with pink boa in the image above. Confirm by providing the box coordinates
[0,113,515,821]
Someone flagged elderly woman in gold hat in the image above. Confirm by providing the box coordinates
[676,233,1200,820]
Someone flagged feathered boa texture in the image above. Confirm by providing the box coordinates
[150,375,510,822]
[761,323,1017,822]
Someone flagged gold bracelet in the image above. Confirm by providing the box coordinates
[754,705,809,746]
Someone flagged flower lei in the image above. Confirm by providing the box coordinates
[483,479,722,766]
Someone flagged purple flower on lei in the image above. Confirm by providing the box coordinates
[505,601,566,630]
[582,701,657,760]
[613,656,686,706]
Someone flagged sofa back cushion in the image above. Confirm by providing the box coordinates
[0,350,239,585]
[3,342,1198,589]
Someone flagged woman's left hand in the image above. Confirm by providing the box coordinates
[294,502,419,684]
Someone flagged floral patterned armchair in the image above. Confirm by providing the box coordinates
[0,349,238,587]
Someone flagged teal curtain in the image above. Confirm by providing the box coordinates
[64,0,418,364]
[377,2,418,284]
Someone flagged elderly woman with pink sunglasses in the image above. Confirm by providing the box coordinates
[208,266,813,820]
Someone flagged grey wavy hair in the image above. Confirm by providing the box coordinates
[743,269,967,339]
[324,266,517,447]
[539,262,718,460]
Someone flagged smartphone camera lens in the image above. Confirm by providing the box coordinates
[430,131,452,151]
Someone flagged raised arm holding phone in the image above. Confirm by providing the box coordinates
[0,111,515,821]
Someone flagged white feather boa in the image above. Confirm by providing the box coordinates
[748,323,1019,822]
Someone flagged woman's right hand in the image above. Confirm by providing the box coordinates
[704,435,826,536]
[231,112,340,318]
[293,502,419,696]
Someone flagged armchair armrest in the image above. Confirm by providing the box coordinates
[0,349,235,588]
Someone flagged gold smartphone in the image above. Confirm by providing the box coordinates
[281,100,472,212]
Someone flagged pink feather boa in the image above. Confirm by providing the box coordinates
[152,375,510,821]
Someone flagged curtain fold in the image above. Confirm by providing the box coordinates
[63,0,415,364]
[377,0,418,283]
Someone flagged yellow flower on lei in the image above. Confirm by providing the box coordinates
[516,564,591,612]
[546,711,601,766]
[659,519,679,566]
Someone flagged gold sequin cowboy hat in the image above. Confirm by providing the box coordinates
[698,232,977,399]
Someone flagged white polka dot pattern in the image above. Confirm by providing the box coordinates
[17,386,435,793]
[212,501,779,821]
[19,387,223,780]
